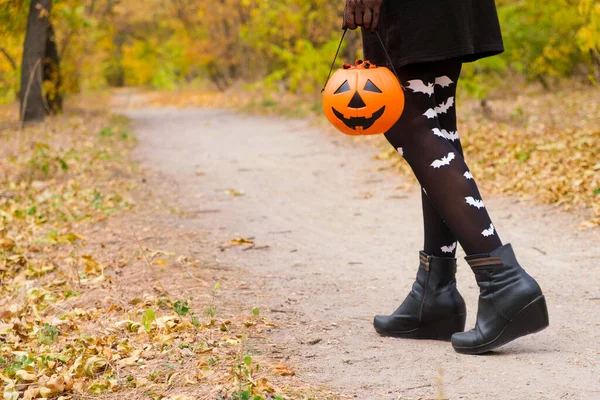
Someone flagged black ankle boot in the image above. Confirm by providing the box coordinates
[451,244,549,354]
[373,252,466,341]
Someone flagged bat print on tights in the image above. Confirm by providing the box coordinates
[465,196,485,209]
[384,59,502,255]
[423,108,437,119]
[406,80,434,96]
[434,97,454,114]
[423,97,455,119]
[409,76,454,95]
[481,223,496,237]
[430,152,455,168]
[432,128,459,141]
[441,242,457,253]
[434,75,454,87]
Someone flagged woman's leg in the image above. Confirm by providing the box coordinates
[420,62,464,257]
[373,59,481,339]
[386,58,502,255]
[383,58,548,352]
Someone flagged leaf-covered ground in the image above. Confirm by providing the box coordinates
[137,86,600,226]
[0,105,336,400]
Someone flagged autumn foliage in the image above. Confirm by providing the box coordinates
[1,0,600,102]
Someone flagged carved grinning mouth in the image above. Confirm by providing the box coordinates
[332,106,386,130]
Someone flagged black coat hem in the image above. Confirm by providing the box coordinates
[371,44,504,69]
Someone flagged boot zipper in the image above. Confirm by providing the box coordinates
[419,255,432,322]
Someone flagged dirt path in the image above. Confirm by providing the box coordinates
[124,107,599,400]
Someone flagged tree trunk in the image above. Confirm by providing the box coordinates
[43,24,62,114]
[20,0,52,123]
[105,31,125,87]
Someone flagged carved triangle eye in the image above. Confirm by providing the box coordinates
[334,80,351,94]
[364,79,382,93]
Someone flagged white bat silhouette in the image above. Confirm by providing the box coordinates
[434,97,454,114]
[465,196,485,209]
[445,130,459,141]
[482,223,495,237]
[464,171,473,180]
[423,108,437,119]
[397,147,404,156]
[435,75,454,87]
[431,128,445,138]
[441,242,457,253]
[406,80,434,96]
[431,128,459,141]
[430,152,455,168]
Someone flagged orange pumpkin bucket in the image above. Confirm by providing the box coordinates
[322,30,404,136]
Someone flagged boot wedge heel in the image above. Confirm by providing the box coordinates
[453,295,548,354]
[451,244,549,355]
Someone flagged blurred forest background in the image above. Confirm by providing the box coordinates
[1,0,600,113]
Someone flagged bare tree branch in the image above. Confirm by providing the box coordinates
[0,47,17,70]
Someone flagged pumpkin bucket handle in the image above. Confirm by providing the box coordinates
[321,28,403,93]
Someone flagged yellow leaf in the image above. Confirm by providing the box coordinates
[3,381,19,400]
[166,371,180,386]
[82,254,103,275]
[0,238,15,251]
[153,334,175,346]
[0,323,14,335]
[225,189,245,196]
[15,370,37,382]
[272,364,295,376]
[222,237,255,247]
[184,374,197,385]
[84,356,107,377]
[26,263,55,278]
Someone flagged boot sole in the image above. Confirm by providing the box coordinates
[375,313,466,341]
[452,295,549,355]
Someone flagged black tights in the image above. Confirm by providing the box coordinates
[385,59,502,256]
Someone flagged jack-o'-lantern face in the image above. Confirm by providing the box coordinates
[322,60,404,135]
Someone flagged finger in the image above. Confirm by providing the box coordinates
[363,7,373,30]
[354,0,364,26]
[370,7,380,32]
[344,5,356,29]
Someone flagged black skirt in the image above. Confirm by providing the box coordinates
[362,0,504,67]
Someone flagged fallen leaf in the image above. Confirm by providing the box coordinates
[15,370,37,382]
[225,189,245,196]
[272,364,295,376]
[84,356,107,377]
[45,375,66,394]
[0,238,15,251]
